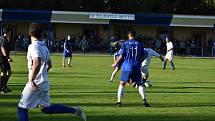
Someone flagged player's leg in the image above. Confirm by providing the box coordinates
[18,107,29,121]
[1,63,9,93]
[163,55,168,69]
[109,67,119,82]
[67,55,72,67]
[62,57,66,67]
[18,83,41,121]
[3,62,12,92]
[40,91,86,121]
[115,71,130,107]
[169,54,175,70]
[132,71,150,107]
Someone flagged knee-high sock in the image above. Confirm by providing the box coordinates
[18,107,29,121]
[110,68,118,81]
[3,75,10,88]
[117,85,124,102]
[41,104,76,114]
[138,85,146,100]
[163,60,167,69]
[170,60,175,69]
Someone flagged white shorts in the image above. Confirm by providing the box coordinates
[18,83,50,109]
[165,51,173,60]
[141,66,149,77]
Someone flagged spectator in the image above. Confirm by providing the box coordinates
[79,35,89,55]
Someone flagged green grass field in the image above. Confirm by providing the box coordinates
[1,54,215,121]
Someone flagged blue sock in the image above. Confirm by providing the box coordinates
[41,104,76,114]
[18,106,29,121]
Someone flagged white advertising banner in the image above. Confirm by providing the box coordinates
[89,12,135,20]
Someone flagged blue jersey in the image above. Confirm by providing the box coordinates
[119,39,147,71]
[64,40,72,51]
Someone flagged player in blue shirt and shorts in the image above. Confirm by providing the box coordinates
[62,35,72,67]
[112,30,149,107]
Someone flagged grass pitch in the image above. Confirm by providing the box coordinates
[0,54,215,121]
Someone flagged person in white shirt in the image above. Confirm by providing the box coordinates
[163,37,175,70]
[17,23,86,121]
[141,48,164,81]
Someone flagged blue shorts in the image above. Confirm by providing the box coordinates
[63,50,72,58]
[120,70,141,83]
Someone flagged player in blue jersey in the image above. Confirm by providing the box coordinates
[62,35,72,67]
[112,30,149,107]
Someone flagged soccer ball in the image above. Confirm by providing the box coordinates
[144,80,153,87]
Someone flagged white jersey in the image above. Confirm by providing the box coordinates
[165,41,174,60]
[27,41,50,91]
[166,41,173,52]
[142,48,160,67]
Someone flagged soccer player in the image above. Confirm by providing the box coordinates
[17,23,86,121]
[62,35,72,67]
[109,40,125,82]
[112,30,149,107]
[109,48,122,82]
[140,48,164,86]
[0,27,13,93]
[163,37,175,70]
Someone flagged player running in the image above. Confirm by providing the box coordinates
[62,35,72,67]
[109,40,125,82]
[163,37,175,70]
[18,23,86,121]
[112,30,149,107]
[136,48,164,87]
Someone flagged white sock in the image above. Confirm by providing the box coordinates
[110,68,118,81]
[117,85,124,102]
[138,85,146,100]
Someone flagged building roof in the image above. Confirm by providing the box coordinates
[0,9,215,28]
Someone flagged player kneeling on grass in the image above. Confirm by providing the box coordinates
[17,23,86,121]
[112,30,149,107]
[134,48,164,88]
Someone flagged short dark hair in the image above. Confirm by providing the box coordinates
[128,30,136,38]
[29,23,42,38]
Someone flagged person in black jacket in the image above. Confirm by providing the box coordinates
[0,27,13,93]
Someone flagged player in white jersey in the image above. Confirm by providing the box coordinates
[141,48,164,81]
[163,37,175,70]
[17,23,86,121]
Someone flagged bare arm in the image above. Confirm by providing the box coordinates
[1,47,8,57]
[64,43,69,52]
[112,55,123,68]
[29,57,41,90]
